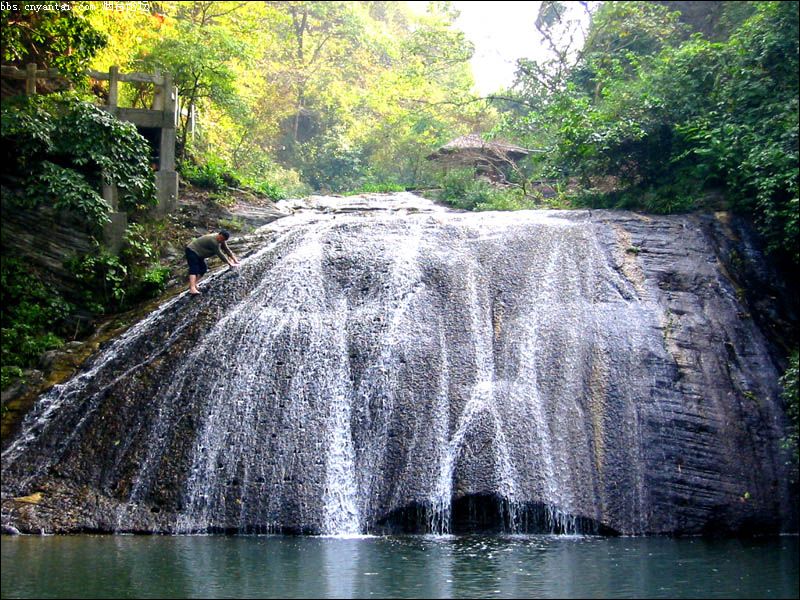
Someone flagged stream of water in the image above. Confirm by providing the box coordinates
[2,534,797,599]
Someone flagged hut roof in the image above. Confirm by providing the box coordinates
[428,134,530,160]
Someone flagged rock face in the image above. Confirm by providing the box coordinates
[1,194,796,535]
[0,200,95,298]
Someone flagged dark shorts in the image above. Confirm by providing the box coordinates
[185,247,208,276]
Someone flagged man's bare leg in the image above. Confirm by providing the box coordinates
[189,274,201,294]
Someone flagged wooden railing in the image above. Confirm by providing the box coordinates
[1,64,177,129]
[1,64,64,94]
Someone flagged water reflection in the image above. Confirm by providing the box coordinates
[2,535,797,599]
[323,538,357,598]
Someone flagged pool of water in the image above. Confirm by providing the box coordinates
[2,534,797,599]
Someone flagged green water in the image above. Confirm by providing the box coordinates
[1,535,797,599]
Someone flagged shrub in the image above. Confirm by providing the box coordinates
[435,169,538,212]
[121,223,171,304]
[1,92,157,227]
[67,223,170,314]
[436,169,494,210]
[180,155,240,191]
[134,266,171,300]
[27,161,110,226]
[343,182,406,196]
[1,366,24,390]
[1,258,72,370]
[474,188,538,211]
[247,179,287,201]
[66,250,128,313]
[780,349,799,462]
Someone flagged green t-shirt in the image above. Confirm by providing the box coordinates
[188,234,229,262]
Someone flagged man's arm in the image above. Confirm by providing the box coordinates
[220,241,240,265]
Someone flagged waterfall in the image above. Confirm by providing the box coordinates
[1,194,791,536]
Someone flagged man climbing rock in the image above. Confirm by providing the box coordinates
[185,229,240,295]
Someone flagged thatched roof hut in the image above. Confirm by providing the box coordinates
[429,134,529,159]
[427,134,530,182]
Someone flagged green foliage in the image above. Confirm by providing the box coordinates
[28,161,110,226]
[2,222,172,381]
[0,96,55,157]
[6,1,482,195]
[119,223,171,305]
[292,133,364,192]
[1,258,71,370]
[581,2,684,74]
[87,1,480,192]
[54,96,158,212]
[247,179,287,201]
[572,181,698,214]
[65,235,168,314]
[436,169,493,210]
[1,93,157,227]
[9,223,171,346]
[182,153,290,201]
[780,350,799,461]
[180,156,239,191]
[342,182,406,196]
[1,3,107,81]
[66,250,128,313]
[121,222,159,265]
[1,366,24,390]
[435,169,535,212]
[136,18,246,159]
[69,223,173,311]
[500,1,798,264]
[474,189,538,212]
[679,2,799,262]
[223,147,299,200]
[136,265,171,300]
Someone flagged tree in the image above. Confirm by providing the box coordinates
[351,2,480,187]
[82,1,482,191]
[1,2,106,81]
[497,0,798,264]
[136,10,246,160]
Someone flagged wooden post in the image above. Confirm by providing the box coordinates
[159,74,177,173]
[108,65,120,114]
[151,69,164,110]
[154,74,179,215]
[101,171,126,255]
[160,127,176,172]
[163,74,177,127]
[103,212,128,255]
[25,63,37,95]
[101,175,119,211]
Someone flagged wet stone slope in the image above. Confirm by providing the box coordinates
[1,194,795,535]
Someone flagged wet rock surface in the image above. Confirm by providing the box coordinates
[1,194,796,535]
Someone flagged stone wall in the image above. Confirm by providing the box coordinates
[1,198,96,298]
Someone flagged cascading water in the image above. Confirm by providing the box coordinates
[1,194,793,536]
